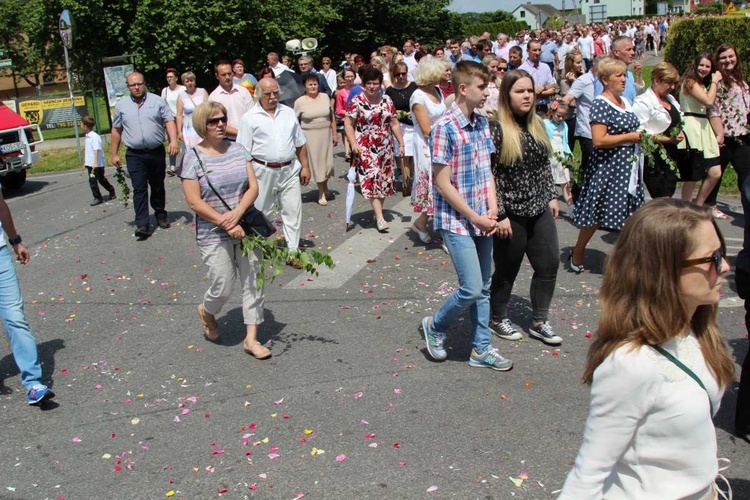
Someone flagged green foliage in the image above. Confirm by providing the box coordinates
[457,10,516,24]
[664,17,750,79]
[693,4,725,15]
[114,167,131,207]
[463,21,530,38]
[241,235,334,289]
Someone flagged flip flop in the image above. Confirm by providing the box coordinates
[712,207,729,220]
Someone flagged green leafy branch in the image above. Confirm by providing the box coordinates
[241,235,335,288]
[554,152,582,185]
[113,168,131,207]
[640,131,677,172]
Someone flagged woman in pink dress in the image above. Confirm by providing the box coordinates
[344,66,405,232]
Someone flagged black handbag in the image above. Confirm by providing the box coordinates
[192,147,276,238]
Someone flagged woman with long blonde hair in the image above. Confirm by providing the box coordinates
[488,69,561,346]
[560,198,734,499]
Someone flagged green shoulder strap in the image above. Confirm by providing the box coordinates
[652,345,714,416]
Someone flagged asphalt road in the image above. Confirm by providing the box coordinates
[0,157,748,499]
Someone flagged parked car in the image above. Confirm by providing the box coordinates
[0,102,44,189]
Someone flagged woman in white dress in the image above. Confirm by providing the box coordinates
[560,198,734,499]
[410,56,448,244]
[161,69,185,176]
[175,71,208,174]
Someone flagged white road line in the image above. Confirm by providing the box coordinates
[285,196,414,289]
[725,237,743,242]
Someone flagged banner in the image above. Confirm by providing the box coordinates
[17,95,87,130]
[103,64,134,120]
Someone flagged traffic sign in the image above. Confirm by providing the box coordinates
[0,59,12,69]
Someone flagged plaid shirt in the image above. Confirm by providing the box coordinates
[430,102,495,236]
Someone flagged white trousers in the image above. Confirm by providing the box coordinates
[253,160,302,252]
[199,240,264,325]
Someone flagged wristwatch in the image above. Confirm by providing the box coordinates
[8,235,21,246]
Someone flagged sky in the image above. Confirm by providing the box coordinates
[448,0,568,14]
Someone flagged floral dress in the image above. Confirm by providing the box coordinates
[346,93,397,199]
[410,88,446,215]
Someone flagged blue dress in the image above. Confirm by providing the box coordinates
[572,96,644,231]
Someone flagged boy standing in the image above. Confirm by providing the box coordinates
[82,116,115,206]
[0,186,55,405]
[421,61,512,371]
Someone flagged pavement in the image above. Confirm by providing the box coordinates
[1,140,748,499]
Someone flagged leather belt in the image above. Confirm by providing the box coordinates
[127,145,163,154]
[253,158,293,168]
[684,112,707,118]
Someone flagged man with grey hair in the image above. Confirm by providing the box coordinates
[297,55,332,97]
[593,36,644,103]
[237,78,311,262]
[267,52,289,77]
[494,33,510,62]
[111,71,178,239]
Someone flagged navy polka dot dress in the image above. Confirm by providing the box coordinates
[572,97,644,231]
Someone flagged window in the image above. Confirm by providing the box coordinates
[520,10,525,17]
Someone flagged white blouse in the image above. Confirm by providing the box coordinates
[559,332,723,499]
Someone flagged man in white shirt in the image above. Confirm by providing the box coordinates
[208,60,253,141]
[237,78,311,258]
[577,28,595,72]
[267,52,290,77]
[494,33,511,62]
[520,40,557,114]
[402,39,418,79]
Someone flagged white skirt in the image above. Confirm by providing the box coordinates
[394,123,414,157]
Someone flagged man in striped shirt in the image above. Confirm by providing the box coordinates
[420,61,513,372]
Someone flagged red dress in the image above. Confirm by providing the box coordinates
[346,93,396,199]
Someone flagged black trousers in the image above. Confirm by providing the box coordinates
[490,208,559,324]
[734,267,750,437]
[86,167,115,201]
[125,145,167,227]
[705,139,750,207]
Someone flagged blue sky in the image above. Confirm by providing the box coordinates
[448,0,567,13]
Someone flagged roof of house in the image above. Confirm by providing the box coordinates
[514,3,562,18]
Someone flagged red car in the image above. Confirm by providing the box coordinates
[0,102,44,189]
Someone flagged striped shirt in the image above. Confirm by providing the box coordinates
[180,142,252,245]
[430,102,495,236]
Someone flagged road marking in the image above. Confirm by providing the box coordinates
[285,196,414,289]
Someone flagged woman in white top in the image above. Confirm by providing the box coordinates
[175,71,208,174]
[161,69,186,175]
[410,57,448,244]
[560,198,734,499]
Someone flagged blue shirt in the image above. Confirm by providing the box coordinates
[594,70,637,105]
[113,93,174,150]
[541,40,557,64]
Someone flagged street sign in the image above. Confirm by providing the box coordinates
[0,59,12,69]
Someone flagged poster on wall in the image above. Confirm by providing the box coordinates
[17,95,87,130]
[103,64,133,120]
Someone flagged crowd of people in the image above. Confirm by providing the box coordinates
[1,12,749,498]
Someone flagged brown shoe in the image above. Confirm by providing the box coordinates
[197,304,220,342]
[244,341,272,359]
[287,258,304,269]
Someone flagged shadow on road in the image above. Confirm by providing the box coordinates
[0,338,65,395]
[2,179,51,199]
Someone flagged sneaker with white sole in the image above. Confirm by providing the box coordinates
[528,322,562,345]
[490,319,523,341]
[421,316,447,361]
[468,346,513,371]
[27,384,55,406]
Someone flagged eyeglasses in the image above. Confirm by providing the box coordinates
[206,115,228,125]
[498,67,508,72]
[683,249,724,273]
[395,72,407,77]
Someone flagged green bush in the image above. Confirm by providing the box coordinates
[464,21,529,38]
[664,17,750,77]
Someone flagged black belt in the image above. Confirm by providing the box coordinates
[127,145,163,154]
[253,158,293,168]
[684,112,707,118]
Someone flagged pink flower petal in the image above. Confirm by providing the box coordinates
[336,454,347,462]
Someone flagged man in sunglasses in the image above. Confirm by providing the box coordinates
[111,71,178,239]
[237,78,311,264]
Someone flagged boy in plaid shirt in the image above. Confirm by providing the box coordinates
[420,61,512,371]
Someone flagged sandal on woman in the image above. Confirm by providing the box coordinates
[376,218,389,232]
[569,253,585,274]
[412,224,432,243]
[197,304,220,342]
[243,341,272,359]
[712,207,729,220]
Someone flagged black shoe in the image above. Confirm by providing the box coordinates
[135,226,151,238]
[166,168,176,177]
[90,198,103,206]
[157,215,171,229]
[108,189,116,200]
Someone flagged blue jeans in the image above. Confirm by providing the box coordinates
[0,245,43,391]
[125,145,167,227]
[432,230,493,353]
